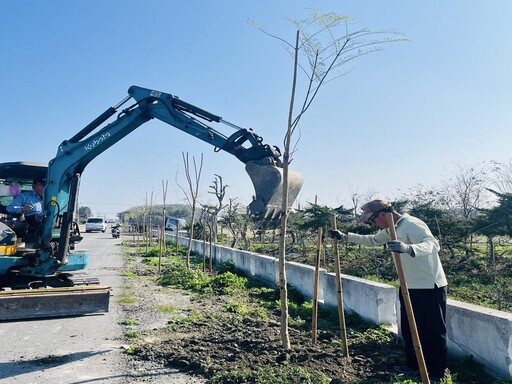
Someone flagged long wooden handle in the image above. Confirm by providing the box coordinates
[311,227,322,343]
[386,213,430,384]
[331,215,349,358]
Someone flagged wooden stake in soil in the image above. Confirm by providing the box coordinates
[311,227,322,343]
[158,226,163,274]
[209,225,213,273]
[202,226,207,273]
[386,212,430,384]
[331,215,349,358]
[175,222,179,255]
[162,180,168,254]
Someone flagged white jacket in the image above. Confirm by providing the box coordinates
[347,214,447,289]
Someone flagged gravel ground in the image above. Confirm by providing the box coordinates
[0,232,204,384]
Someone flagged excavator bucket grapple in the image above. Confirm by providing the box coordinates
[246,162,304,220]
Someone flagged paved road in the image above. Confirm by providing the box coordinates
[0,230,202,384]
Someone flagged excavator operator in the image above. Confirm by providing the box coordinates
[0,177,45,231]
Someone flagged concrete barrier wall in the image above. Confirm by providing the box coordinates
[171,234,512,378]
[322,272,397,326]
[285,261,324,302]
[446,299,512,378]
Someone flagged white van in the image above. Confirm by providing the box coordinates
[85,217,107,233]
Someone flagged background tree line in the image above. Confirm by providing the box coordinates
[106,159,512,259]
[121,159,512,312]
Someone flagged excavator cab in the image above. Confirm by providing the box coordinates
[0,162,110,321]
[0,162,48,246]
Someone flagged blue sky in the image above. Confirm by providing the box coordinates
[1,1,511,218]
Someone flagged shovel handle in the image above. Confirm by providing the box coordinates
[331,215,349,357]
[386,213,430,384]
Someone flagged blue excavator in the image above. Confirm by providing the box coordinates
[0,86,303,320]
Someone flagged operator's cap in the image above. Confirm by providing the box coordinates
[32,177,46,185]
[357,199,392,224]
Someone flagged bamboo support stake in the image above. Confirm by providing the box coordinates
[158,226,163,274]
[386,212,430,384]
[175,222,179,255]
[209,225,213,273]
[311,227,322,343]
[202,227,207,273]
[331,215,349,357]
[162,180,168,254]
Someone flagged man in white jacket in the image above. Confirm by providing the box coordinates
[330,199,448,379]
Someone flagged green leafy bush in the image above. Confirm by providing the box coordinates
[210,272,247,295]
[158,266,209,292]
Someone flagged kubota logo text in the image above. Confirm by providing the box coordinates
[84,132,111,150]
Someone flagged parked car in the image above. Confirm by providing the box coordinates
[85,217,107,233]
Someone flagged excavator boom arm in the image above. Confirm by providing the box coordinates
[32,86,302,276]
[127,86,282,163]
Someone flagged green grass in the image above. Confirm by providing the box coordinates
[357,325,394,344]
[121,271,138,278]
[223,299,269,319]
[118,293,137,304]
[156,304,177,313]
[166,310,203,331]
[124,330,139,338]
[125,344,137,355]
[158,265,209,291]
[120,318,140,326]
[209,364,330,384]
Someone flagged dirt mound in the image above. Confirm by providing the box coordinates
[120,258,409,383]
[133,315,403,383]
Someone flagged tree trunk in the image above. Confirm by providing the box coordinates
[277,29,300,350]
[486,235,494,266]
[186,204,195,270]
[278,194,290,350]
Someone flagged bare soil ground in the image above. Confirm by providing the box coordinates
[119,248,494,384]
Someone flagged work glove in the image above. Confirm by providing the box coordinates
[329,230,345,241]
[387,240,414,255]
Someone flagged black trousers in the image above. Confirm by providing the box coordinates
[399,285,447,378]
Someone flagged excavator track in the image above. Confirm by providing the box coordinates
[61,272,101,286]
[0,284,111,321]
